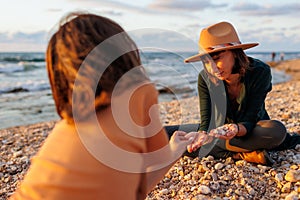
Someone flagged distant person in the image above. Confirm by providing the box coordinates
[280,52,285,61]
[10,12,198,200]
[165,21,300,165]
[272,52,276,62]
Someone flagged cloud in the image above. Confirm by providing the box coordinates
[291,25,300,31]
[46,8,63,13]
[237,25,300,52]
[231,2,300,16]
[0,31,47,43]
[149,0,227,11]
[100,10,123,16]
[69,0,152,15]
[128,28,198,52]
[256,37,300,52]
[0,31,48,52]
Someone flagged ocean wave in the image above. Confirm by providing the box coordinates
[0,62,44,73]
[21,61,44,71]
[0,63,24,73]
[1,57,45,62]
[0,80,50,94]
[0,52,45,63]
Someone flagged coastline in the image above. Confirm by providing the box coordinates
[1,59,300,199]
[272,59,300,81]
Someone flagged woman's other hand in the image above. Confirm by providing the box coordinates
[209,123,238,140]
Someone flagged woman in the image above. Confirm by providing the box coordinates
[10,12,197,200]
[166,21,299,165]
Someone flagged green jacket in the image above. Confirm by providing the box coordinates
[198,57,272,135]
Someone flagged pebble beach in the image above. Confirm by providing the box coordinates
[1,59,300,200]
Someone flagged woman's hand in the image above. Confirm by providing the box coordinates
[209,123,238,140]
[169,131,194,159]
[186,131,213,153]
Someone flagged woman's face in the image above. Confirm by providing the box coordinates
[203,50,235,80]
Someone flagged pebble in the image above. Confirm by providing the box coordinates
[282,182,292,193]
[198,185,211,195]
[285,170,300,182]
[214,162,224,170]
[285,192,299,200]
[276,173,285,182]
[159,188,168,195]
[13,151,23,158]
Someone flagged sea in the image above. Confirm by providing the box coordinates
[0,51,298,130]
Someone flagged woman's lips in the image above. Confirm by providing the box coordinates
[215,71,224,77]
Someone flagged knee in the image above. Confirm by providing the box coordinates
[260,120,287,145]
[258,120,287,145]
[275,120,287,145]
[271,120,286,135]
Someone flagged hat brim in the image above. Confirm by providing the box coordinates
[184,43,259,63]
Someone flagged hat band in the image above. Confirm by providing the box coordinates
[207,41,241,50]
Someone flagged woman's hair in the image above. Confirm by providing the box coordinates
[46,12,145,123]
[230,48,250,77]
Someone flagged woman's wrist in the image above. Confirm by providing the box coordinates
[235,123,240,135]
[235,123,247,137]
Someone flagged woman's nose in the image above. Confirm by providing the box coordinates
[215,62,222,70]
[211,62,220,73]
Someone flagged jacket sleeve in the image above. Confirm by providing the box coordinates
[198,72,211,131]
[239,61,272,134]
[198,71,227,132]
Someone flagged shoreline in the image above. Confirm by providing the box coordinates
[272,59,300,81]
[1,59,300,199]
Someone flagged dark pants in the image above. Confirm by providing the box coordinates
[165,120,287,159]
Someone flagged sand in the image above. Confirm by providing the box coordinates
[1,59,300,200]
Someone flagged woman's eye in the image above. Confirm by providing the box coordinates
[212,56,220,61]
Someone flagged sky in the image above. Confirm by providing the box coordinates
[0,0,300,52]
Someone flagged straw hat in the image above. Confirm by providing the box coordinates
[184,21,258,63]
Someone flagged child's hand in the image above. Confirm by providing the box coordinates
[169,131,194,159]
[186,131,213,153]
